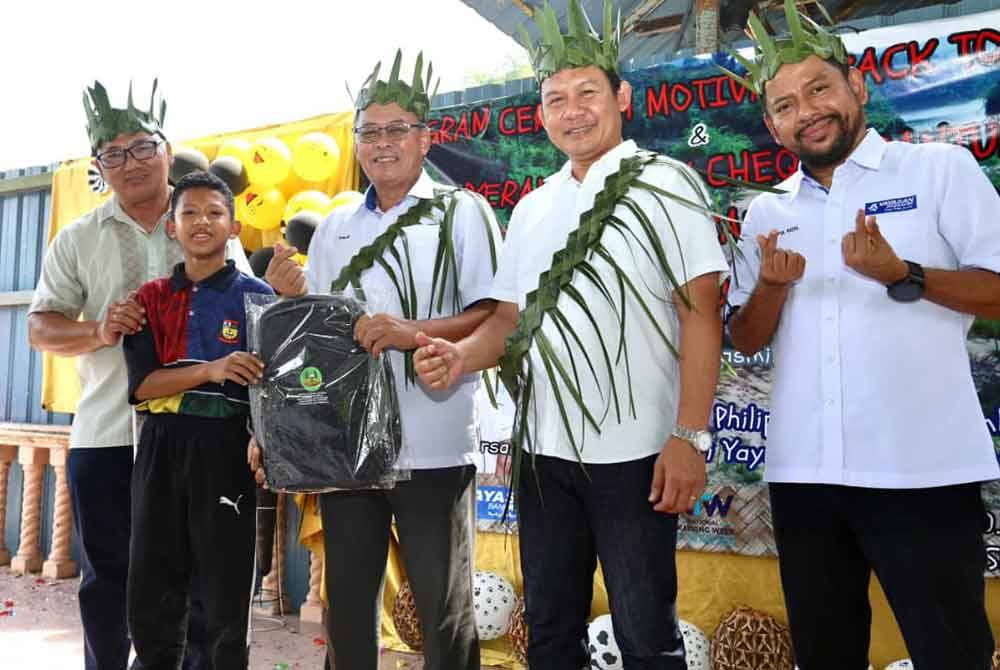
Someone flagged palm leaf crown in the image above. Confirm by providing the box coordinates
[718,0,848,97]
[353,50,440,122]
[84,79,167,153]
[518,0,621,85]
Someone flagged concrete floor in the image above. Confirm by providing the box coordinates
[0,566,434,670]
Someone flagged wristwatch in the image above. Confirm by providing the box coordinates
[887,260,925,303]
[672,425,712,454]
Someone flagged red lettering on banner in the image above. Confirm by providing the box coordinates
[949,29,1000,65]
[849,39,938,84]
[497,104,544,137]
[671,82,693,112]
[471,109,490,137]
[970,121,1000,161]
[949,30,980,57]
[881,42,910,80]
[852,47,884,85]
[908,38,939,75]
[750,150,773,184]
[465,176,544,209]
[647,83,671,118]
[727,77,757,105]
[705,148,799,187]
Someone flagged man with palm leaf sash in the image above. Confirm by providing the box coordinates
[414,2,729,667]
[263,51,501,670]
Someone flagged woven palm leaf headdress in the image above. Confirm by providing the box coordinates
[718,0,848,97]
[352,49,440,121]
[84,79,166,154]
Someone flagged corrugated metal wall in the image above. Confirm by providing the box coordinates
[1,165,71,563]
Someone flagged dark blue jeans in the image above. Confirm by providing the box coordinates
[517,454,687,670]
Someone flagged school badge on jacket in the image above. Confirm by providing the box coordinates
[220,319,239,344]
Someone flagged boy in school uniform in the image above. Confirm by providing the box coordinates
[123,170,273,670]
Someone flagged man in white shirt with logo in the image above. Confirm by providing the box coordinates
[723,3,1000,668]
[413,3,729,667]
[263,51,501,670]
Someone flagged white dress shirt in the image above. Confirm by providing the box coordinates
[305,171,502,470]
[491,140,729,464]
[730,129,1000,487]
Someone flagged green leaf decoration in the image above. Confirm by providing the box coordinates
[354,50,438,121]
[717,0,847,97]
[518,0,621,85]
[84,79,166,152]
[330,189,498,384]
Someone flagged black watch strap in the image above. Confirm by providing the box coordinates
[887,260,925,302]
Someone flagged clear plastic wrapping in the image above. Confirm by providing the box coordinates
[246,293,406,492]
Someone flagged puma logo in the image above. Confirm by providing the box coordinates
[218,495,244,517]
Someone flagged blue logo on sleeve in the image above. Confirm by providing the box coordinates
[865,195,917,215]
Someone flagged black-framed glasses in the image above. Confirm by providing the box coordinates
[352,122,426,144]
[95,139,163,169]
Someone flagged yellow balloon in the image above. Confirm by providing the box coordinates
[238,224,263,252]
[292,132,341,182]
[261,228,285,247]
[328,190,366,214]
[284,190,333,222]
[293,253,308,266]
[239,186,286,231]
[216,138,252,166]
[246,137,292,188]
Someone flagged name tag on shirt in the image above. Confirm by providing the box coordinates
[865,195,917,215]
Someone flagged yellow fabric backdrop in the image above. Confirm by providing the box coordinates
[41,111,360,414]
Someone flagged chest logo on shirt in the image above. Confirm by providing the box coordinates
[220,320,239,344]
[865,195,917,215]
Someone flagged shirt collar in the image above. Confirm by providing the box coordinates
[98,193,171,230]
[169,259,238,292]
[786,128,886,198]
[551,139,639,187]
[364,169,436,212]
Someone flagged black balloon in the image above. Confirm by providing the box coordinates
[248,246,275,279]
[169,147,210,185]
[284,210,323,255]
[209,156,249,196]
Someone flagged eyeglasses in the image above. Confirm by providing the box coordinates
[352,122,426,144]
[95,139,163,169]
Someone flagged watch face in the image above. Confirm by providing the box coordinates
[695,432,713,453]
[888,280,923,303]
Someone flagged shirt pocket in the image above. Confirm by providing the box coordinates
[867,205,930,264]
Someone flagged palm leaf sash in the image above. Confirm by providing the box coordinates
[498,151,743,507]
[330,188,498,383]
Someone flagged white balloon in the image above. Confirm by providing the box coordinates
[588,614,623,670]
[471,571,516,640]
[678,620,710,670]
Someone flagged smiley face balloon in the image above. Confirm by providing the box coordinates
[238,186,286,231]
[292,132,341,182]
[246,137,292,188]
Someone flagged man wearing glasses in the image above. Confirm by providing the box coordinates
[28,81,249,670]
[263,51,501,670]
